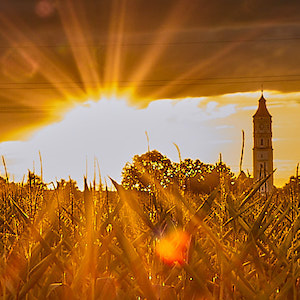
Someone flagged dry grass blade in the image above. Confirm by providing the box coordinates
[279,214,300,257]
[114,223,157,300]
[94,278,117,300]
[248,236,266,281]
[249,191,274,239]
[110,177,155,231]
[99,199,123,233]
[9,196,70,276]
[224,194,262,227]
[9,197,30,224]
[185,187,219,233]
[255,266,290,299]
[238,169,276,209]
[182,263,213,300]
[18,242,62,299]
[2,155,9,181]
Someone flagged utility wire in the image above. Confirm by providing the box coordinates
[1,73,300,85]
[1,36,300,49]
[0,78,299,90]
[0,74,300,87]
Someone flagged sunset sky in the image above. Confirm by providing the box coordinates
[0,0,299,188]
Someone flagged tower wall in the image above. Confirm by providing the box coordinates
[253,96,274,193]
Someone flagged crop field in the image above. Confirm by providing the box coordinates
[0,151,299,299]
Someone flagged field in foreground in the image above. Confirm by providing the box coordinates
[0,154,299,299]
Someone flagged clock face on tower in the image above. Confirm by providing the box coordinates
[259,123,264,130]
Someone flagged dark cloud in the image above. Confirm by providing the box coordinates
[0,99,49,140]
[0,0,300,140]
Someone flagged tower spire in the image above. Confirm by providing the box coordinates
[253,91,271,118]
[253,93,274,193]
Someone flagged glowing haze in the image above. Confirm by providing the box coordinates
[0,91,299,189]
[0,0,299,188]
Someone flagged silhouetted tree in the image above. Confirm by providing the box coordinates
[121,150,177,194]
[176,158,214,193]
[122,151,234,196]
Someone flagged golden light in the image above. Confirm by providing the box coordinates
[127,0,190,97]
[156,229,191,266]
[0,1,297,190]
[149,27,266,101]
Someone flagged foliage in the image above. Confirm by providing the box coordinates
[122,150,234,195]
[121,150,177,193]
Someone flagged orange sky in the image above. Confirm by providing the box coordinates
[0,0,299,187]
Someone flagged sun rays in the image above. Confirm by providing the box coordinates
[0,0,297,121]
[0,0,200,125]
[1,2,300,297]
[57,0,102,97]
[0,0,265,115]
[0,1,298,188]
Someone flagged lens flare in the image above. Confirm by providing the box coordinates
[156,229,191,266]
[35,0,56,18]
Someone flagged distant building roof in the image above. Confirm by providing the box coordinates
[253,94,272,118]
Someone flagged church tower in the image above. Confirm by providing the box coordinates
[253,93,274,193]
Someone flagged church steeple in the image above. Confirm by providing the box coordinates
[253,93,274,193]
[253,93,272,118]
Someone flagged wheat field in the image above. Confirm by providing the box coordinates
[0,152,299,299]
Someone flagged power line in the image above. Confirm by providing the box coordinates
[1,36,300,50]
[0,77,299,90]
[1,74,300,86]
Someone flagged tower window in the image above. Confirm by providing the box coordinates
[261,139,263,146]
